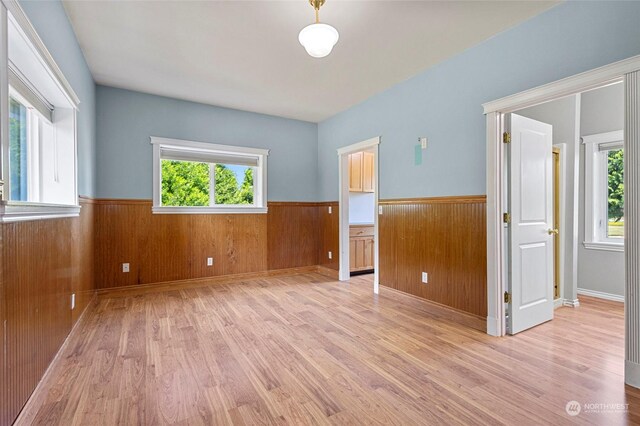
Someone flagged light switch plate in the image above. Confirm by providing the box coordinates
[421,272,428,284]
[207,257,213,266]
[379,205,383,215]
[328,251,332,260]
[420,137,428,149]
[328,206,332,214]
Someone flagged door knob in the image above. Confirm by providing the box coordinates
[547,228,559,235]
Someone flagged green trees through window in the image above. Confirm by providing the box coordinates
[607,148,624,238]
[161,160,254,207]
[9,97,28,201]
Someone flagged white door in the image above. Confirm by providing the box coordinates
[507,114,554,334]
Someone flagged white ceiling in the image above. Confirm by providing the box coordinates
[62,1,557,123]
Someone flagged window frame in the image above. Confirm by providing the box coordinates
[583,130,624,252]
[9,88,45,203]
[150,136,269,214]
[0,1,80,222]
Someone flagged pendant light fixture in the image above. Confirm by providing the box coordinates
[298,0,339,58]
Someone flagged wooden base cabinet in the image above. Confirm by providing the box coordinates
[349,225,374,272]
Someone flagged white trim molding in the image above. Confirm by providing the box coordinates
[150,136,269,214]
[562,299,580,308]
[582,241,624,253]
[485,111,504,336]
[577,288,624,303]
[482,54,640,114]
[152,206,267,215]
[625,70,640,389]
[336,136,380,156]
[0,201,80,222]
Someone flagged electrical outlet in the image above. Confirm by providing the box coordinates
[379,205,383,215]
[328,206,332,214]
[207,257,213,266]
[122,263,130,273]
[420,137,428,149]
[328,251,332,260]
[71,293,75,310]
[421,272,428,284]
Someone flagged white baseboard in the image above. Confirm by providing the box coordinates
[626,360,640,389]
[562,298,580,308]
[577,288,624,303]
[554,298,563,308]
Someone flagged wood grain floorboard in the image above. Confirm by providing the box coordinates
[16,274,640,425]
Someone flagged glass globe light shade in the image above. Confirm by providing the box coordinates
[298,23,339,58]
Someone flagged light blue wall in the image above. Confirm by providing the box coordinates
[95,86,318,201]
[317,1,640,201]
[578,83,625,297]
[19,0,96,197]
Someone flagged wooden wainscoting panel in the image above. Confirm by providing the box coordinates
[3,218,75,424]
[94,201,148,288]
[267,202,319,270]
[94,200,269,289]
[379,205,398,291]
[189,213,267,277]
[318,202,339,271]
[379,196,487,317]
[139,212,193,284]
[73,198,95,324]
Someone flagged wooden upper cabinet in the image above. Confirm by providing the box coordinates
[349,152,363,192]
[362,152,374,193]
[348,151,374,193]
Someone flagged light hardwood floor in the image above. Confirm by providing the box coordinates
[17,273,640,425]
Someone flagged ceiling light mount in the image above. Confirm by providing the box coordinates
[309,0,325,23]
[299,0,339,58]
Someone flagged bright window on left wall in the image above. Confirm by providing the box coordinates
[151,137,269,214]
[583,130,625,252]
[1,5,80,222]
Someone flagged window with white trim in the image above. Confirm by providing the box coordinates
[583,130,624,251]
[0,5,80,222]
[151,137,269,214]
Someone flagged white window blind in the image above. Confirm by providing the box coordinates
[8,65,53,122]
[160,147,259,167]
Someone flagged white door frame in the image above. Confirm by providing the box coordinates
[484,54,640,337]
[337,136,380,293]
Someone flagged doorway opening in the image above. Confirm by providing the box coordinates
[504,82,625,335]
[337,137,380,293]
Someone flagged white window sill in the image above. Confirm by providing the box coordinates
[152,206,268,215]
[583,241,624,253]
[0,201,81,223]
